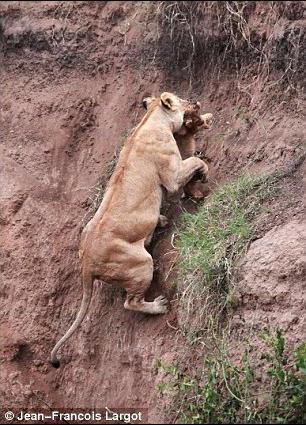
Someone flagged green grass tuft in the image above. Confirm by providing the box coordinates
[175,172,281,337]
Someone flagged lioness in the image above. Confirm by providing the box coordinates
[50,92,208,367]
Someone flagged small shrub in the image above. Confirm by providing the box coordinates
[154,1,304,89]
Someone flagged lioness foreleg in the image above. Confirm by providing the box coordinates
[177,157,208,188]
[161,157,208,194]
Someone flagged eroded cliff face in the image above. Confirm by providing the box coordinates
[0,1,305,423]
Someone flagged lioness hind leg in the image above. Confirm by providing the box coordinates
[122,253,168,314]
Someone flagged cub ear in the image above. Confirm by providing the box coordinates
[160,92,176,111]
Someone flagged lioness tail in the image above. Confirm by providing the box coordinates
[49,268,93,368]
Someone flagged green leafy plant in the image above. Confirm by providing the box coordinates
[158,331,306,424]
[295,342,306,374]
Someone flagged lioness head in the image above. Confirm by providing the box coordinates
[142,92,194,133]
[142,94,212,135]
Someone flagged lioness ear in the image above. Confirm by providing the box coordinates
[160,92,176,111]
[142,97,150,110]
[142,96,155,110]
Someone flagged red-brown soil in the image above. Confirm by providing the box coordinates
[0,2,305,423]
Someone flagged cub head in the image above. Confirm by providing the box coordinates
[180,102,213,135]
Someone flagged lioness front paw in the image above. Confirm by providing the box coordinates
[200,161,209,176]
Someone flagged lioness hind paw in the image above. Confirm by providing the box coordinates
[153,303,168,314]
[154,295,167,302]
[151,295,169,314]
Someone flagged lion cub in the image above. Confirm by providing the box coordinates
[176,105,213,199]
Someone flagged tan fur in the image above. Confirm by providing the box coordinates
[140,99,212,206]
[50,92,208,367]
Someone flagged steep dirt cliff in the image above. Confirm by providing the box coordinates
[0,1,305,423]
